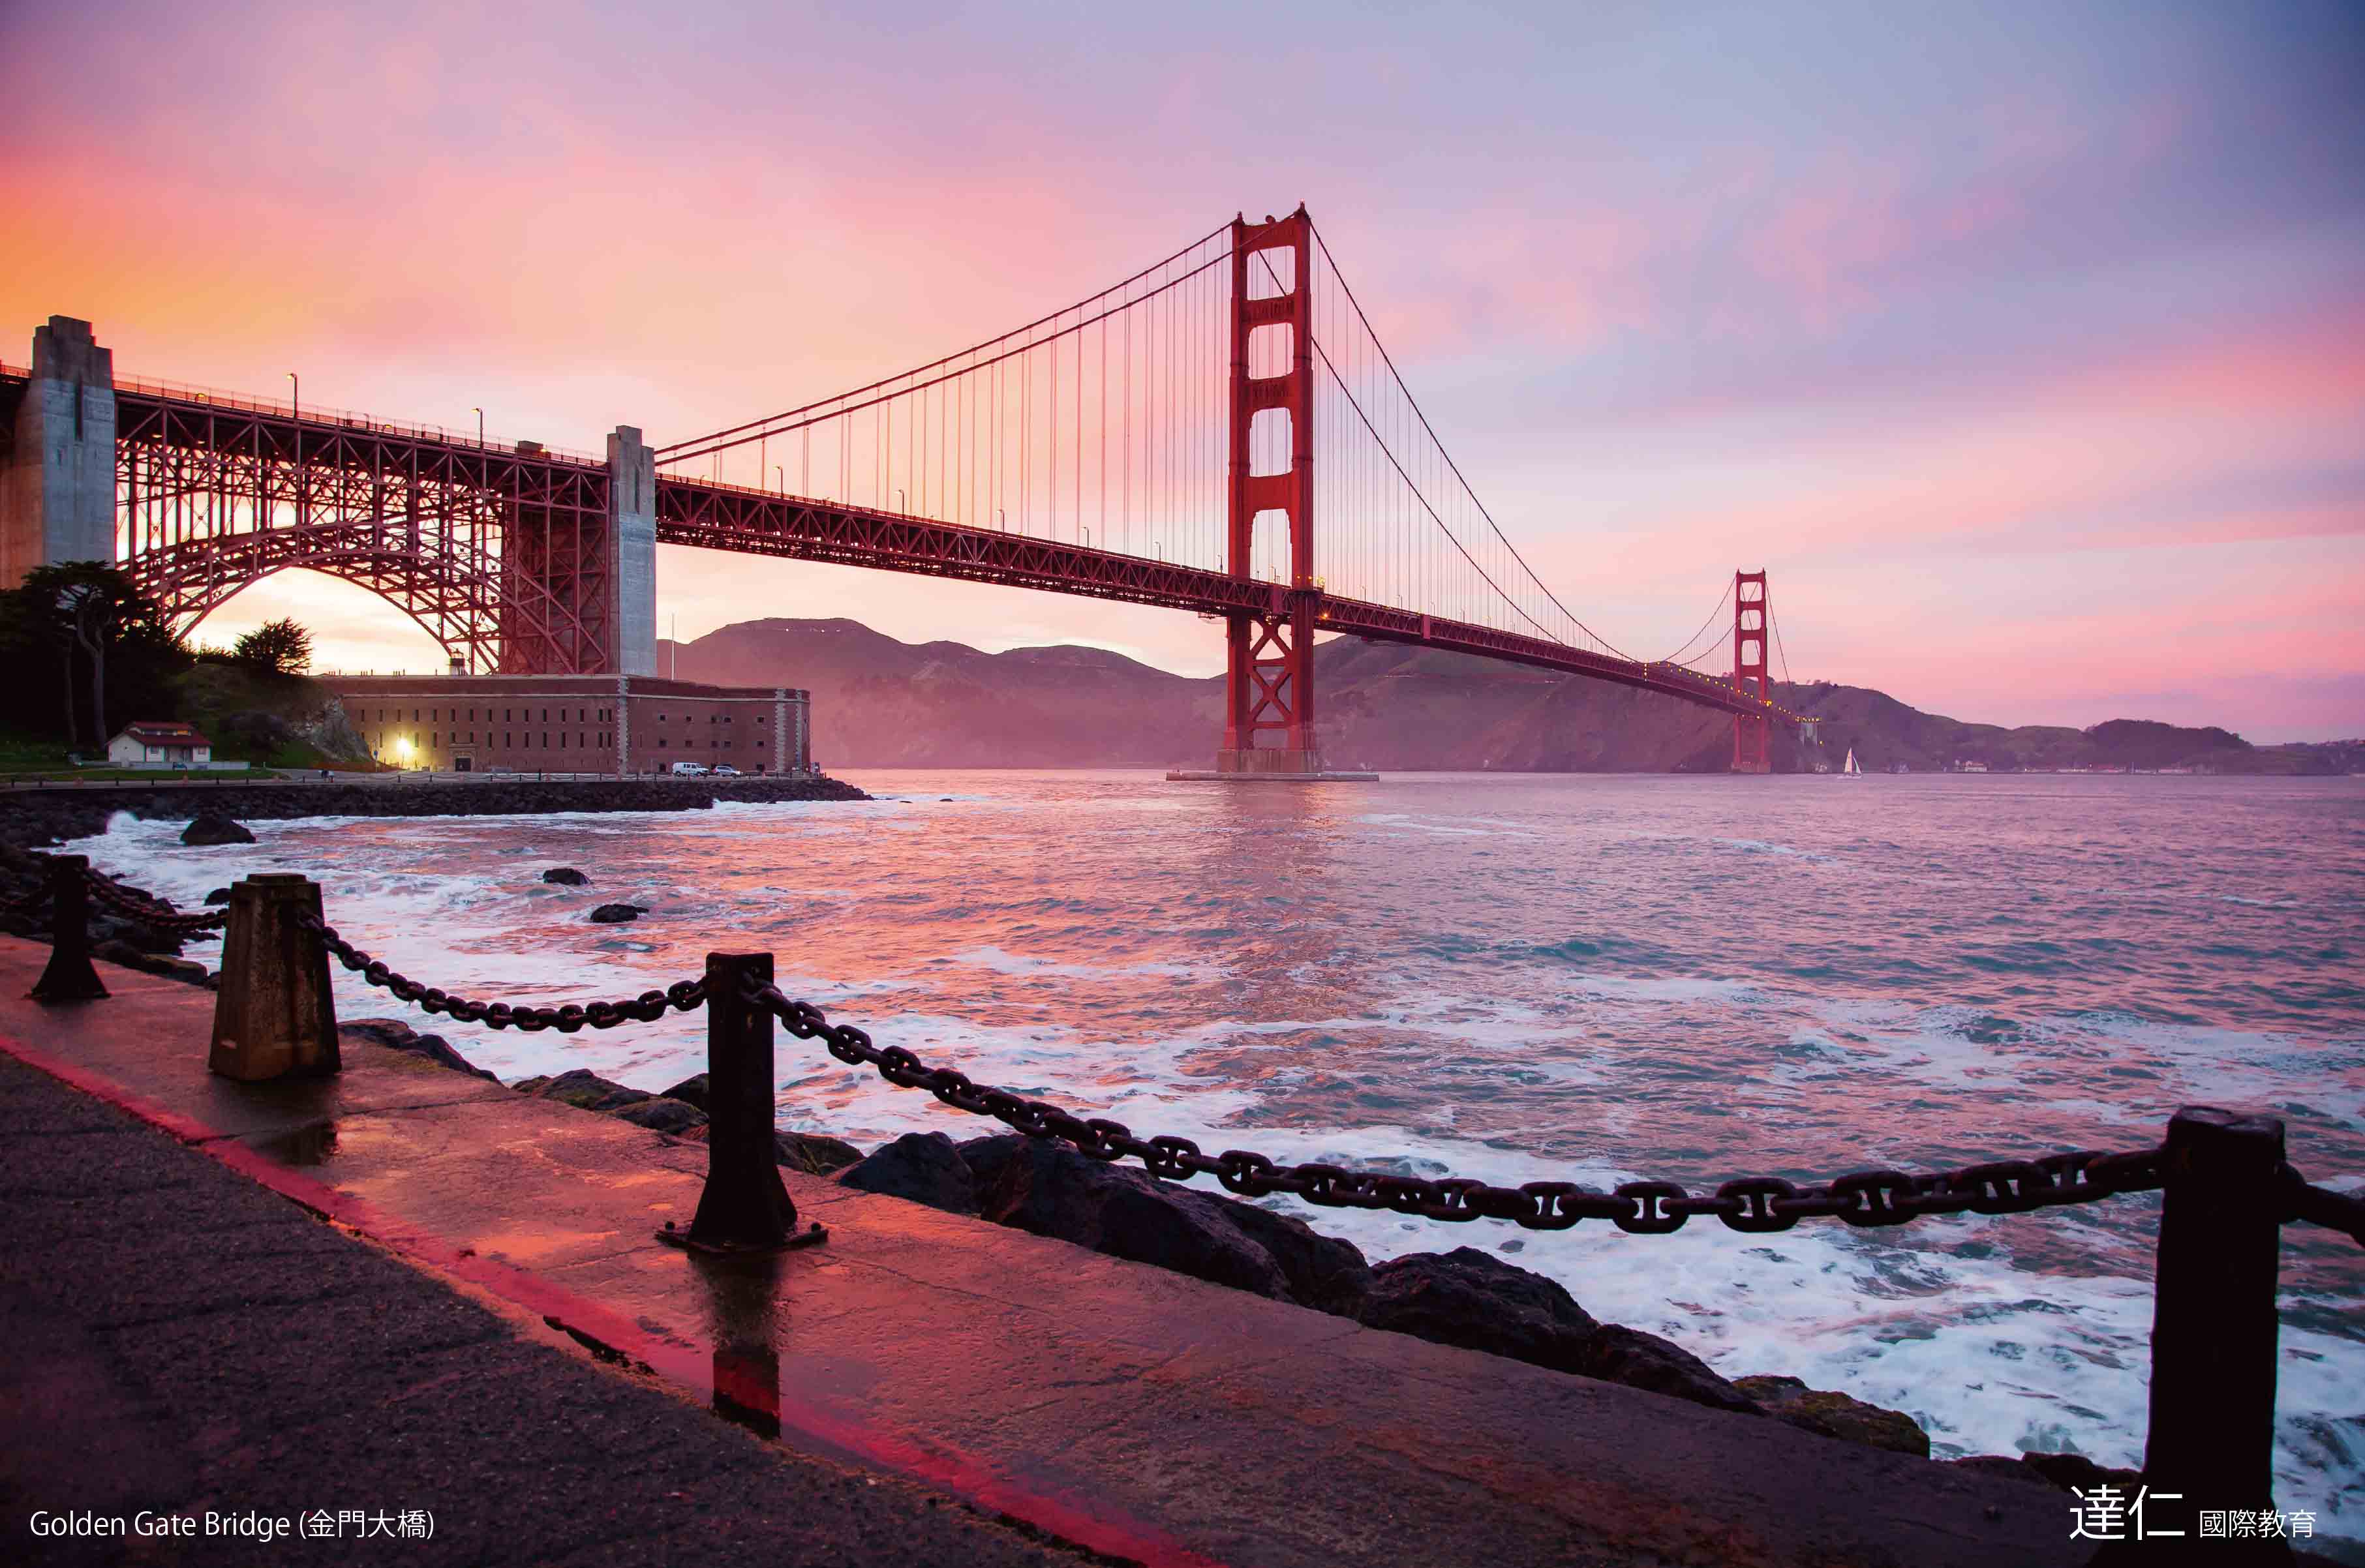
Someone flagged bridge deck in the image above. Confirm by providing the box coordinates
[2,365,1798,723]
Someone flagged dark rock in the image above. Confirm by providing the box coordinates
[1212,1194,1372,1319]
[837,1132,978,1214]
[92,939,209,987]
[1362,1247,1602,1375]
[962,1134,1292,1304]
[956,1131,1030,1192]
[515,1067,652,1114]
[0,777,870,862]
[1733,1374,1929,1456]
[91,911,184,955]
[337,1016,500,1083]
[587,903,642,924]
[660,1072,709,1112]
[541,867,589,885]
[776,1130,864,1175]
[2018,1451,2143,1493]
[180,811,256,846]
[203,887,232,905]
[611,1097,709,1136]
[953,1132,1371,1312]
[1576,1327,1762,1416]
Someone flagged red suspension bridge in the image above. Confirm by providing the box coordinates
[0,207,1803,773]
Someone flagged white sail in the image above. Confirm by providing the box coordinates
[1842,748,1862,776]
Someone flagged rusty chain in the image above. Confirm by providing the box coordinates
[207,915,2363,1244]
[740,977,2174,1234]
[300,913,705,1031]
[2283,1172,2365,1245]
[0,883,50,916]
[78,870,231,933]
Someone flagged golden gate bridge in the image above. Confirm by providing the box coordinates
[0,207,1802,774]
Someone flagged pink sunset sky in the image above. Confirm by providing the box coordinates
[3,1,2359,741]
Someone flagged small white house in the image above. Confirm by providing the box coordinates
[107,721,213,766]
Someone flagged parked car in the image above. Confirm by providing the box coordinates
[667,761,709,776]
[483,764,515,776]
[711,764,740,777]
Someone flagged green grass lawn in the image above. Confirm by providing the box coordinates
[0,727,296,783]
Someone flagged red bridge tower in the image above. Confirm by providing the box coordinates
[1732,569,1771,773]
[1217,208,1323,776]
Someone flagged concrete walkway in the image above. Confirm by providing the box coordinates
[0,939,2092,1567]
[0,1051,1095,1567]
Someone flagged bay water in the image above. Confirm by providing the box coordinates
[78,770,2365,1535]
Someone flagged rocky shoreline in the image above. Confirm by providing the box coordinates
[0,774,870,851]
[345,1016,2139,1499]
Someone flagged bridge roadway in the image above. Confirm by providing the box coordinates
[0,938,2079,1568]
[2,367,1797,723]
[655,475,1795,721]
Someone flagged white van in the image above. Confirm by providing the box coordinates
[667,761,709,776]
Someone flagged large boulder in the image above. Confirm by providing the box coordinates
[1361,1249,1762,1418]
[660,1072,709,1111]
[1946,1450,2143,1494]
[954,1134,1371,1313]
[202,887,232,905]
[1576,1325,1762,1416]
[1361,1247,1601,1375]
[541,867,589,885]
[1210,1190,1372,1318]
[513,1067,652,1114]
[611,1097,709,1136]
[338,1017,500,1083]
[969,1135,1290,1302]
[587,903,644,924]
[1733,1375,1929,1456]
[181,812,256,846]
[837,1131,978,1214]
[670,1123,867,1174]
[92,939,210,988]
[776,1130,866,1175]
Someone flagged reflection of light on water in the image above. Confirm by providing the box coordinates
[80,771,2365,1537]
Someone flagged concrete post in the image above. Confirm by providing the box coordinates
[606,427,656,676]
[2,317,118,588]
[208,874,340,1081]
[29,854,106,1003]
[2135,1106,2289,1557]
[662,952,824,1254]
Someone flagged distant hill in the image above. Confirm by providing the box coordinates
[659,618,2353,774]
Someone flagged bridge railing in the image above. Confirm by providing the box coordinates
[17,858,2360,1530]
[53,361,606,466]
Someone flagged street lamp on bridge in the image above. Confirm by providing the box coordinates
[474,407,483,445]
[286,371,298,419]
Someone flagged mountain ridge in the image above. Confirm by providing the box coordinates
[658,618,2357,775]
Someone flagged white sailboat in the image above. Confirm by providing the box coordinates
[1841,747,1863,777]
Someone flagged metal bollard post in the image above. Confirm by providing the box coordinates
[661,952,825,1254]
[29,855,107,1003]
[207,874,341,1081]
[2137,1106,2289,1553]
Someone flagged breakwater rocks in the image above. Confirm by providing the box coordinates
[492,1070,1982,1468]
[0,774,870,851]
[0,839,215,980]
